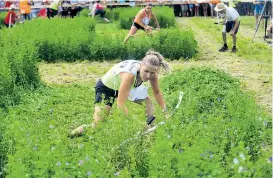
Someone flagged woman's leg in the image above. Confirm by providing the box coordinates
[69,105,111,137]
[124,26,138,43]
[145,96,154,118]
[93,105,112,126]
[101,10,110,22]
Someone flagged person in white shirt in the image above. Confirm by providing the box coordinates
[215,2,240,53]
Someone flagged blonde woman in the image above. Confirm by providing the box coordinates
[124,3,160,43]
[70,50,170,137]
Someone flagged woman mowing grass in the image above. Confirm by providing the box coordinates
[70,49,170,137]
[124,3,160,43]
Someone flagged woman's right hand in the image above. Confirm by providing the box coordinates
[144,26,151,31]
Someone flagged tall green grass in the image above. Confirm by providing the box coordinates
[1,68,271,177]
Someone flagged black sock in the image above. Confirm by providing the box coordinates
[224,44,228,47]
[233,46,236,49]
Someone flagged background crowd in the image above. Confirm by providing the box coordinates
[1,0,272,19]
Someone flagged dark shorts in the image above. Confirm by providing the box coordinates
[95,9,106,18]
[226,21,240,34]
[94,79,118,107]
[133,22,145,30]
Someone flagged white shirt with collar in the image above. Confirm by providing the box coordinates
[225,7,240,21]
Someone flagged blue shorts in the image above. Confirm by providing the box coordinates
[254,4,264,15]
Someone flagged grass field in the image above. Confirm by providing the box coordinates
[0,15,272,177]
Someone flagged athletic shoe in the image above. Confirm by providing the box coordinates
[69,124,93,138]
[231,47,237,53]
[218,46,228,52]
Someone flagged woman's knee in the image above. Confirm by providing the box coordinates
[145,96,152,105]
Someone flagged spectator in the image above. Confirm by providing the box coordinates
[181,0,189,17]
[32,0,43,19]
[89,1,110,22]
[200,0,210,17]
[229,0,237,9]
[19,0,31,21]
[188,0,194,17]
[254,0,265,29]
[61,1,71,18]
[70,0,80,18]
[48,0,60,19]
[215,2,240,53]
[0,1,5,8]
[4,1,13,8]
[4,4,18,28]
[194,0,200,16]
[210,0,220,18]
[123,3,160,43]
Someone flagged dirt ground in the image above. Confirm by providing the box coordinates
[39,17,272,114]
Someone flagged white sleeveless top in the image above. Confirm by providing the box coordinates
[101,60,141,90]
[142,10,151,26]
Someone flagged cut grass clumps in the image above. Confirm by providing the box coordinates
[119,6,175,30]
[148,67,272,177]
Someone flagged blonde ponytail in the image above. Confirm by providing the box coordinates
[143,49,171,73]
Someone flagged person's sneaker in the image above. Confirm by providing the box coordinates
[231,47,237,53]
[69,124,93,138]
[218,46,228,52]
